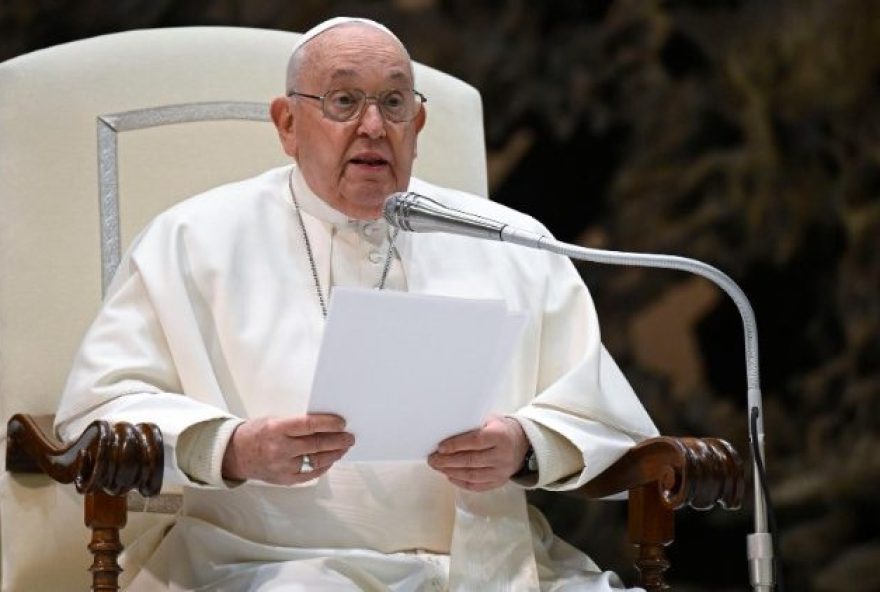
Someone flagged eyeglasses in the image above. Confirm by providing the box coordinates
[287,88,427,123]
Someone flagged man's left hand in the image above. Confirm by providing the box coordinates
[427,416,530,492]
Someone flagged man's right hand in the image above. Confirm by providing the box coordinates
[221,414,354,485]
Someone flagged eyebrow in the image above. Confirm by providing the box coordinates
[328,68,358,81]
[328,68,412,84]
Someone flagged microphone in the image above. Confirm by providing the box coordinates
[384,190,777,592]
[383,191,550,248]
[384,191,507,239]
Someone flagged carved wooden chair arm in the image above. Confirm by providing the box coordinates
[579,436,744,509]
[572,436,745,591]
[6,413,163,496]
[5,413,164,592]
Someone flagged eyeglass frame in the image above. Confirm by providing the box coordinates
[286,88,428,123]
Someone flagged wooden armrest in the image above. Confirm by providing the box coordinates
[572,436,744,592]
[6,413,164,592]
[577,436,743,510]
[6,413,163,497]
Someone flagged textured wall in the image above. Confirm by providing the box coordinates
[3,1,878,590]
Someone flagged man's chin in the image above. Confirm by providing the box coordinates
[339,194,389,220]
[340,185,403,219]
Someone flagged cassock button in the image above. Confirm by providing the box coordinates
[368,250,383,264]
[363,223,380,237]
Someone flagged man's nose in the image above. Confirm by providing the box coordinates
[357,102,387,139]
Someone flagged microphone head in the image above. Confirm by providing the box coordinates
[383,191,505,239]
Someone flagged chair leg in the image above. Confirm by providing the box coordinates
[85,490,127,592]
[629,484,674,591]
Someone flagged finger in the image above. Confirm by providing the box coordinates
[428,448,496,469]
[436,466,503,484]
[436,429,494,454]
[284,464,332,485]
[296,431,356,454]
[306,448,350,471]
[279,414,347,437]
[257,460,332,486]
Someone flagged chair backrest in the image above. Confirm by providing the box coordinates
[0,26,487,590]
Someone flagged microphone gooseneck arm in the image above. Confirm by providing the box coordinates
[385,192,776,591]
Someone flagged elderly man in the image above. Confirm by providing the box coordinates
[56,17,656,592]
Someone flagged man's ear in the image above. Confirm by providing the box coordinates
[270,96,297,159]
[414,103,427,134]
[412,104,427,158]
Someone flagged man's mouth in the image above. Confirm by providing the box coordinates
[349,156,389,168]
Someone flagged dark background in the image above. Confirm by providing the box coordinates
[3,1,878,590]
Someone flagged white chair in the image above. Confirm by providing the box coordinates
[0,27,741,592]
[0,26,488,591]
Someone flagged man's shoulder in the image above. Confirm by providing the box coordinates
[123,166,289,260]
[152,166,288,228]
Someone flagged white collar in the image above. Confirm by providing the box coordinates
[288,166,390,241]
[289,166,353,227]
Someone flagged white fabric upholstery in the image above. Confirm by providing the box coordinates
[0,26,487,591]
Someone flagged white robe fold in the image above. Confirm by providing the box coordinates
[56,165,656,591]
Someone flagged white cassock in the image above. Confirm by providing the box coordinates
[56,165,657,591]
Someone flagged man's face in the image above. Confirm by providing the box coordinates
[271,26,426,220]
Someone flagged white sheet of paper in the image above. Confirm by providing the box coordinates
[307,287,527,462]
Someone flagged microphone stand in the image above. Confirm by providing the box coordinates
[385,192,777,589]
[499,227,776,591]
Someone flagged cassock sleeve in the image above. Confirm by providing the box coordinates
[54,258,240,490]
[512,239,659,491]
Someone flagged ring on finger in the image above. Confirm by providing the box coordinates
[299,453,315,474]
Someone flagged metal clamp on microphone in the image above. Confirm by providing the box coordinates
[383,190,778,592]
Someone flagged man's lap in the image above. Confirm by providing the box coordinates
[123,514,641,592]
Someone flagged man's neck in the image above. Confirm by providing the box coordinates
[290,166,386,223]
[290,167,352,225]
